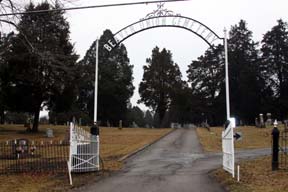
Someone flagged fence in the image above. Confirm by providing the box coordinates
[0,123,100,177]
[0,139,69,174]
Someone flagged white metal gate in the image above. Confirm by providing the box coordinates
[68,122,99,175]
[222,121,235,177]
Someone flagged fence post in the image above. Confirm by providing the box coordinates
[272,120,279,171]
[90,123,100,170]
[68,122,73,185]
[96,135,100,170]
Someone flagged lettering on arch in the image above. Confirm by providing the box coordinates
[104,16,223,52]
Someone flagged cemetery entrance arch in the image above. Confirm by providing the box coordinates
[95,3,235,177]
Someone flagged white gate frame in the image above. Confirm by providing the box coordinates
[222,121,235,177]
[68,122,100,185]
[221,28,235,178]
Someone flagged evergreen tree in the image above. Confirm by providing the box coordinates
[0,33,14,123]
[138,47,184,127]
[187,45,225,125]
[78,29,134,126]
[169,85,207,125]
[261,19,288,119]
[144,110,153,127]
[126,106,145,127]
[228,20,262,124]
[3,2,78,132]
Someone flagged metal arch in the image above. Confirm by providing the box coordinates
[117,25,218,49]
[104,15,224,52]
[115,15,223,42]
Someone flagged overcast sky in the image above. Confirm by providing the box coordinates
[38,0,288,115]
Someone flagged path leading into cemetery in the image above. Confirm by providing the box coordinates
[74,128,270,192]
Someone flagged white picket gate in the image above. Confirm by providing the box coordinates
[222,121,235,177]
[67,122,99,184]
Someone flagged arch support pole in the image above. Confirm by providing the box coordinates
[94,39,99,123]
[224,28,230,120]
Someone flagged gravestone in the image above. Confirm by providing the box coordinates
[266,113,272,126]
[46,128,54,138]
[255,117,260,127]
[259,114,265,128]
[131,121,138,128]
[119,120,122,130]
[12,139,29,159]
[171,123,181,128]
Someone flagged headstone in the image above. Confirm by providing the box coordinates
[171,123,181,128]
[119,120,122,130]
[239,120,243,126]
[255,117,260,127]
[46,128,54,138]
[131,121,138,128]
[259,114,265,128]
[266,113,272,126]
[72,116,76,124]
[12,139,29,159]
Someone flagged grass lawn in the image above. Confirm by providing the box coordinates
[213,156,288,192]
[0,124,172,192]
[196,125,283,152]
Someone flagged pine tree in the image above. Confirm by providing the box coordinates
[126,106,145,127]
[228,20,262,124]
[261,19,288,119]
[0,33,13,123]
[138,47,184,127]
[77,29,134,126]
[3,2,78,132]
[144,110,153,128]
[187,45,225,125]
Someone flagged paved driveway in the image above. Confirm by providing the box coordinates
[74,128,229,192]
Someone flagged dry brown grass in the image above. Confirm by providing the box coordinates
[0,124,69,142]
[213,156,288,192]
[196,125,284,152]
[0,124,172,192]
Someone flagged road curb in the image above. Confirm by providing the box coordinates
[118,128,176,162]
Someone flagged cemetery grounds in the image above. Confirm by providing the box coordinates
[197,125,288,192]
[0,124,171,192]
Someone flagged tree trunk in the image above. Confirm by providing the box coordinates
[32,104,41,132]
[0,109,4,124]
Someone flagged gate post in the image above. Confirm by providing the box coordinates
[94,39,100,171]
[272,120,279,171]
[91,123,100,170]
[94,39,99,123]
[224,28,230,120]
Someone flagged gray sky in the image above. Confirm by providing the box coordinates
[38,0,287,115]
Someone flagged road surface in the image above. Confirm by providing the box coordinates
[74,128,270,192]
